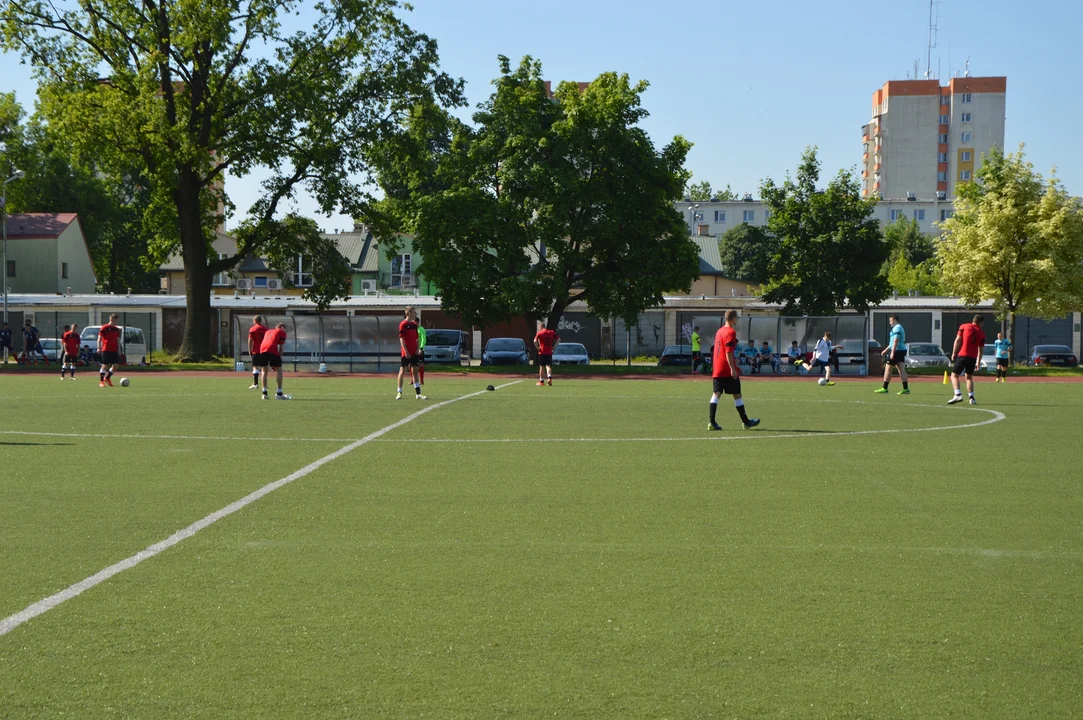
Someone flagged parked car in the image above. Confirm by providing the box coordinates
[481,337,529,365]
[551,342,590,365]
[979,343,998,372]
[1030,345,1078,367]
[423,329,469,365]
[904,343,951,368]
[37,338,63,361]
[80,325,147,364]
[657,345,693,366]
[835,338,881,364]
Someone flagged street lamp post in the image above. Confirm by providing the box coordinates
[2,168,27,327]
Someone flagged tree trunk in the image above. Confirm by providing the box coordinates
[1006,308,1016,367]
[176,175,215,361]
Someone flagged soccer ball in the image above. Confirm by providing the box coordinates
[817,377,827,386]
[120,377,130,387]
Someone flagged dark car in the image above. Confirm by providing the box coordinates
[481,337,529,366]
[1030,345,1078,367]
[657,345,693,366]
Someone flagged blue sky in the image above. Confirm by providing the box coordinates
[2,0,1080,231]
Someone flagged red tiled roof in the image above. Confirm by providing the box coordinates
[5,213,78,238]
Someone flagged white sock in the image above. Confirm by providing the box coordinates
[734,399,744,407]
[709,396,718,405]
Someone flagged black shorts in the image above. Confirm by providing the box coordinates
[63,353,79,364]
[996,358,1008,368]
[952,356,977,376]
[885,350,907,366]
[537,353,553,367]
[810,358,829,369]
[266,353,283,369]
[251,352,268,367]
[712,376,742,396]
[400,354,420,367]
[101,351,120,365]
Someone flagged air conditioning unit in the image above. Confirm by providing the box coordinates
[235,279,250,290]
[401,274,414,289]
[267,279,282,291]
[906,191,916,201]
[936,191,947,201]
[361,279,377,293]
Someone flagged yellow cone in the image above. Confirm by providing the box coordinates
[943,371,949,384]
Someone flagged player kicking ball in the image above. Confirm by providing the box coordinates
[708,310,760,431]
[805,331,837,385]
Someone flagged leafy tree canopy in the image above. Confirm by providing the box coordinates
[2,0,460,358]
[717,222,778,283]
[940,145,1083,333]
[367,56,699,328]
[883,216,936,268]
[686,180,736,202]
[759,146,890,315]
[1,92,157,293]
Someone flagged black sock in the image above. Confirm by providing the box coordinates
[709,403,717,423]
[735,405,749,423]
[106,370,113,379]
[252,373,259,384]
[100,369,105,379]
[883,380,889,389]
[902,381,908,390]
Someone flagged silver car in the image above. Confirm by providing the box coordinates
[904,343,951,368]
[551,342,590,365]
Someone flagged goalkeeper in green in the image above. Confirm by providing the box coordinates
[418,321,426,385]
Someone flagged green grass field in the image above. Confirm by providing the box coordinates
[1,372,1081,718]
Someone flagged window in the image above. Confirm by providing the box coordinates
[939,114,949,124]
[292,255,313,287]
[764,210,771,222]
[212,252,230,286]
[960,170,972,181]
[61,262,68,279]
[961,150,972,162]
[938,152,948,163]
[714,211,726,222]
[961,131,972,143]
[5,260,13,278]
[937,171,948,182]
[890,209,904,221]
[938,133,949,143]
[254,276,268,288]
[742,210,755,223]
[913,209,926,221]
[961,93,973,103]
[940,209,955,221]
[961,112,972,122]
[391,253,412,287]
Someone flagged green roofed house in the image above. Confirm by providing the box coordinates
[377,234,435,295]
[4,213,97,294]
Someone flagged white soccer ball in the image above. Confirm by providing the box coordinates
[120,377,130,387]
[817,377,827,386]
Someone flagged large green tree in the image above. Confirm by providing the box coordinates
[882,216,942,295]
[940,145,1083,344]
[759,147,890,315]
[686,180,736,202]
[368,56,699,329]
[3,0,460,359]
[1,92,157,293]
[717,222,778,283]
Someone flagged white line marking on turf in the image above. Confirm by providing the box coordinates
[0,381,522,638]
[376,404,1005,443]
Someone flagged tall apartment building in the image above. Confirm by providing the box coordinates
[861,77,1006,201]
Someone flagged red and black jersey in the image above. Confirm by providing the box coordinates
[260,327,287,356]
[62,331,81,356]
[99,324,121,352]
[957,323,986,358]
[712,326,739,378]
[399,319,419,356]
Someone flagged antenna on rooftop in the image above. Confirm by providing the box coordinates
[925,0,940,79]
[964,57,971,77]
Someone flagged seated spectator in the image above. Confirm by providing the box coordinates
[787,340,805,374]
[757,341,781,374]
[741,339,758,372]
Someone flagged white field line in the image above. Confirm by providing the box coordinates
[376,404,1005,443]
[0,430,356,443]
[0,380,522,638]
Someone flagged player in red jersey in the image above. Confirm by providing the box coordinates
[397,306,426,400]
[98,314,122,387]
[534,320,559,386]
[948,315,986,405]
[709,310,760,431]
[258,322,291,400]
[247,315,268,390]
[60,324,81,379]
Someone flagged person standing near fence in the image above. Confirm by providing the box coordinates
[259,322,291,400]
[691,326,701,372]
[708,310,760,431]
[22,319,48,364]
[875,315,909,395]
[534,320,559,386]
[61,324,81,379]
[993,332,1012,383]
[248,315,268,390]
[397,306,425,400]
[0,322,12,363]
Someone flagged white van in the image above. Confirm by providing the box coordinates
[80,325,148,364]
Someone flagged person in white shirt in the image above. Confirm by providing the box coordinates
[810,331,838,385]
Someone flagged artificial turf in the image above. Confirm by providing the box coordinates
[0,373,1081,718]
